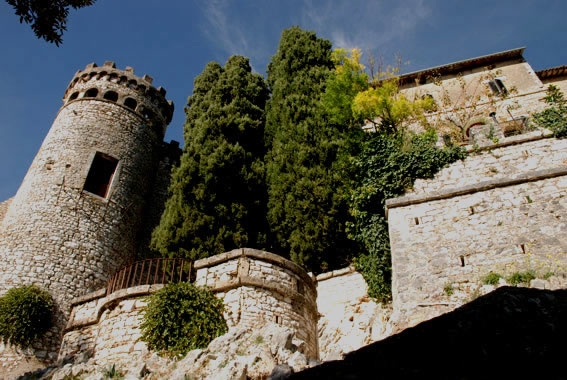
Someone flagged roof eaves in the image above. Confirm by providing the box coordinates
[396,47,526,86]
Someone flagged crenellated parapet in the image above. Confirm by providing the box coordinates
[62,61,174,139]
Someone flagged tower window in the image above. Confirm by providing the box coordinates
[103,91,118,102]
[124,97,137,110]
[68,92,79,101]
[83,152,118,198]
[488,78,508,96]
[84,88,99,98]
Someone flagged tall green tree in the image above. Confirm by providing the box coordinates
[265,26,358,272]
[151,55,269,260]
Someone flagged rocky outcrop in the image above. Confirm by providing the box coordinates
[316,268,394,361]
[19,323,317,380]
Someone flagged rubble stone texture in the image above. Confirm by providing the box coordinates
[0,62,176,364]
[388,133,567,328]
[3,49,567,379]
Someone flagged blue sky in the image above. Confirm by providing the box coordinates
[1,0,566,201]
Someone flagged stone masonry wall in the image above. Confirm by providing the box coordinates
[316,267,394,361]
[387,134,567,328]
[0,198,12,223]
[59,249,319,364]
[194,249,319,359]
[0,63,173,361]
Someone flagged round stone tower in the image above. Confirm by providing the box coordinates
[0,61,173,361]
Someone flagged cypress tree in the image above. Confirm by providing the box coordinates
[265,26,357,272]
[151,56,269,260]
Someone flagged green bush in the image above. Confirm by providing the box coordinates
[0,285,54,348]
[506,271,536,286]
[532,84,567,138]
[443,283,454,296]
[482,272,502,285]
[140,282,228,357]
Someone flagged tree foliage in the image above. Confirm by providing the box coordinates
[353,79,435,133]
[140,283,227,357]
[532,84,567,138]
[265,26,360,272]
[348,130,466,300]
[321,48,369,128]
[151,55,269,260]
[6,0,96,45]
[0,285,53,348]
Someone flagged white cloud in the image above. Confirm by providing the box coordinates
[302,0,431,51]
[199,0,432,72]
[200,0,251,57]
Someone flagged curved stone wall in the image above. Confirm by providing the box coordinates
[194,248,319,359]
[59,249,319,364]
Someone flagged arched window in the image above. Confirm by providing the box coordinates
[103,91,118,102]
[84,88,98,98]
[141,107,154,120]
[68,92,79,101]
[124,97,137,110]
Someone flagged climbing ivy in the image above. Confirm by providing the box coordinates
[348,129,467,301]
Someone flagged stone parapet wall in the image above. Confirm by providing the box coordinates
[194,248,319,359]
[59,249,319,364]
[387,135,567,328]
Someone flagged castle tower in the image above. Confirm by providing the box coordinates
[0,61,174,361]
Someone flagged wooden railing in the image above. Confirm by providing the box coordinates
[106,258,192,295]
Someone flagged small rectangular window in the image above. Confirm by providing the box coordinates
[83,152,118,198]
[488,78,508,96]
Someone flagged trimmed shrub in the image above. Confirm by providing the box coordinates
[0,285,54,348]
[140,282,227,357]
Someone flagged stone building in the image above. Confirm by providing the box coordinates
[0,47,567,377]
[0,62,179,364]
[387,47,567,328]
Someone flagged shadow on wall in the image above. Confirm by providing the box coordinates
[290,286,567,379]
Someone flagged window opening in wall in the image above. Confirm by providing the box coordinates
[414,217,420,226]
[83,152,118,198]
[275,315,283,324]
[124,97,137,110]
[460,256,465,267]
[297,281,304,295]
[103,91,118,102]
[142,107,155,120]
[68,92,79,101]
[84,88,98,98]
[488,78,508,96]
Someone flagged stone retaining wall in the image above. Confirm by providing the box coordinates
[387,134,567,328]
[59,249,319,364]
[316,267,394,361]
